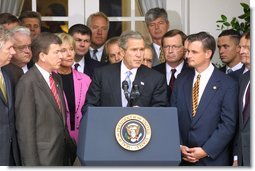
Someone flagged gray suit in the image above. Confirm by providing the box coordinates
[233,71,250,166]
[15,66,71,166]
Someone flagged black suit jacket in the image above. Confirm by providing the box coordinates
[83,54,102,78]
[0,68,21,166]
[153,61,190,103]
[86,48,109,65]
[82,62,168,113]
[233,71,250,166]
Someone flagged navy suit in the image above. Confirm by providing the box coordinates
[86,48,109,65]
[82,62,168,113]
[219,65,245,82]
[171,67,238,165]
[0,68,21,166]
[233,71,250,166]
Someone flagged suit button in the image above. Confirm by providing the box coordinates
[9,138,13,143]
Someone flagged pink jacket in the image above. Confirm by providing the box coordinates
[64,69,91,144]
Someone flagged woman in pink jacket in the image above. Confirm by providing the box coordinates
[56,33,91,144]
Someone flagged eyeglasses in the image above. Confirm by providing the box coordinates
[162,45,183,50]
[14,44,31,51]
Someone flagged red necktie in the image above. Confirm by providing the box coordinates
[49,74,61,111]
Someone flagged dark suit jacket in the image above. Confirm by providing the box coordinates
[15,66,71,166]
[3,63,24,88]
[233,71,250,166]
[86,48,109,65]
[82,62,168,112]
[151,43,160,67]
[171,67,238,166]
[219,65,245,82]
[0,68,21,166]
[83,54,102,78]
[153,61,190,103]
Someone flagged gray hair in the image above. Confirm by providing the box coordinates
[118,30,144,50]
[11,26,31,37]
[86,12,109,30]
[145,7,168,25]
[0,25,12,49]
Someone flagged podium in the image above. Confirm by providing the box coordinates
[77,107,181,166]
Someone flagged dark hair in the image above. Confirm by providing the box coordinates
[19,11,42,26]
[145,7,168,25]
[32,32,62,62]
[161,29,187,46]
[0,13,19,25]
[218,29,240,45]
[68,24,92,37]
[188,31,216,59]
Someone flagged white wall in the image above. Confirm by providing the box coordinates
[166,0,250,64]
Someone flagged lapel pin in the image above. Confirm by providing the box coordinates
[213,86,217,90]
[140,81,144,85]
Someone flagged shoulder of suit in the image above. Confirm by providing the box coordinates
[73,69,91,81]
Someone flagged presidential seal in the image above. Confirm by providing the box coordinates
[115,114,151,151]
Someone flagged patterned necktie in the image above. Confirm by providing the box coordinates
[92,49,98,61]
[49,74,61,111]
[243,83,250,123]
[125,71,132,94]
[0,71,7,102]
[159,47,165,63]
[169,69,176,96]
[192,74,201,117]
[226,68,233,74]
[74,63,80,71]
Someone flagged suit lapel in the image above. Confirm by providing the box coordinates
[33,67,65,124]
[240,71,250,127]
[133,66,145,96]
[109,63,122,106]
[192,69,220,126]
[1,70,12,108]
[184,70,195,120]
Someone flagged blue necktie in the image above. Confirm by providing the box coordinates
[125,71,132,94]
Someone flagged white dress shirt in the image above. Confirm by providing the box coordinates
[120,61,138,107]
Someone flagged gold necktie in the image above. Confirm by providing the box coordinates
[192,74,201,117]
[159,47,165,63]
[0,71,7,102]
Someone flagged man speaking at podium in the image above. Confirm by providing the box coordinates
[82,30,168,112]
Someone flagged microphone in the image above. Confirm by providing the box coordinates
[130,82,140,106]
[122,80,130,101]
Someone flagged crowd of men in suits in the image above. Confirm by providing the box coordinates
[0,7,250,166]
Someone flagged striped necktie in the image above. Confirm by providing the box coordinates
[125,71,132,94]
[49,74,61,111]
[192,74,201,117]
[0,71,7,102]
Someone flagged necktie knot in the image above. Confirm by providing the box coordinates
[92,49,98,60]
[74,63,80,71]
[226,68,233,74]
